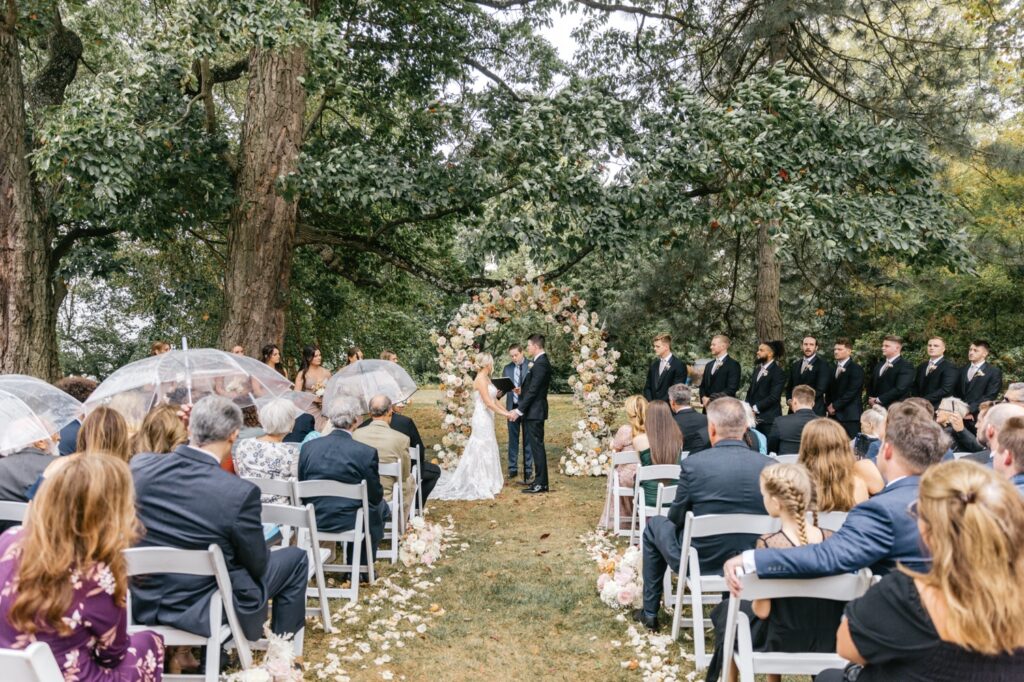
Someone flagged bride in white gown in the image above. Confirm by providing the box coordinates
[433,353,511,501]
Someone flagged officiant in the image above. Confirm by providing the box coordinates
[501,344,533,484]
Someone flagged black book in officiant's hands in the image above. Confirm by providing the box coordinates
[491,377,516,394]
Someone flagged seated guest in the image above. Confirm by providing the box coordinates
[0,430,58,531]
[819,461,1024,681]
[237,406,265,440]
[233,398,302,504]
[993,416,1024,494]
[1005,382,1024,406]
[301,395,387,563]
[77,406,133,463]
[723,402,948,590]
[131,396,309,658]
[636,401,685,508]
[767,385,818,455]
[364,404,441,501]
[0,454,164,680]
[741,401,768,455]
[53,375,97,456]
[799,419,884,511]
[284,412,315,443]
[132,405,188,455]
[935,396,982,453]
[852,405,886,460]
[634,397,770,631]
[599,395,645,530]
[958,402,1024,465]
[668,384,709,454]
[353,395,416,511]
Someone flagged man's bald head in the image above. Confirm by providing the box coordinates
[983,403,1024,453]
[369,394,393,419]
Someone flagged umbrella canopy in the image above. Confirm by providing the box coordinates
[0,374,83,454]
[85,349,312,429]
[324,360,417,415]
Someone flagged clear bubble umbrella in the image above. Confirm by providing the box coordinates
[324,360,417,415]
[84,348,312,430]
[0,374,83,453]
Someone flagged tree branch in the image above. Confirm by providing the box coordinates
[50,226,117,267]
[464,57,525,102]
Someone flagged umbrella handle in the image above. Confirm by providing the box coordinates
[182,336,193,405]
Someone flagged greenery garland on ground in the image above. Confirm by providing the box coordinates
[431,280,620,476]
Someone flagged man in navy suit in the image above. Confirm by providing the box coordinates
[699,334,742,406]
[867,335,914,407]
[500,343,533,482]
[130,396,309,648]
[643,333,688,403]
[724,401,948,592]
[914,336,958,409]
[826,337,864,438]
[510,334,552,494]
[745,340,786,435]
[668,383,709,454]
[785,336,831,415]
[300,395,387,563]
[634,397,770,631]
[767,385,818,455]
[955,339,1004,429]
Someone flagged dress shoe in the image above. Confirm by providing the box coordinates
[632,609,660,632]
[522,484,548,494]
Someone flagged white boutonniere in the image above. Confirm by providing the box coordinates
[837,366,846,375]
[976,370,985,378]
[528,362,535,370]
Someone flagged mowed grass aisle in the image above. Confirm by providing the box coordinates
[302,390,653,681]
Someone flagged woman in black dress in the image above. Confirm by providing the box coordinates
[819,460,1024,681]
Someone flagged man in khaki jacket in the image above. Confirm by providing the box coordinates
[353,394,415,510]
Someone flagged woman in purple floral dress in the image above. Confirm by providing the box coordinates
[0,453,163,681]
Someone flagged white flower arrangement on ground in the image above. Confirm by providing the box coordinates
[432,279,620,476]
[399,516,445,567]
[596,545,644,609]
[223,628,303,681]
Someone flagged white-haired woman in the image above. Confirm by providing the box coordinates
[233,398,302,503]
[433,352,511,501]
[853,404,887,459]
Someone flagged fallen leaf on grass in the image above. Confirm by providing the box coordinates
[539,533,550,540]
[429,603,441,613]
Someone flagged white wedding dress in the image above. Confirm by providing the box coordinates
[433,383,504,500]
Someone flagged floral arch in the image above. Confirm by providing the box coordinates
[431,281,621,477]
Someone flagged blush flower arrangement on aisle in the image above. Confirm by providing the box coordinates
[432,280,621,476]
[399,516,445,567]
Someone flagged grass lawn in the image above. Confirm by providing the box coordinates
[301,389,670,681]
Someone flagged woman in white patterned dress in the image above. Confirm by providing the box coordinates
[433,353,511,501]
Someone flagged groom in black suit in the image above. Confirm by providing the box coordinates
[510,334,552,494]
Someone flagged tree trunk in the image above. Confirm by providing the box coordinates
[0,24,60,381]
[218,46,307,354]
[754,220,783,341]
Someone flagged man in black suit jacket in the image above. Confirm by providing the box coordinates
[699,334,742,406]
[667,383,709,454]
[745,341,786,435]
[635,397,770,630]
[826,337,864,438]
[130,397,308,644]
[643,333,688,403]
[303,396,388,562]
[914,336,958,409]
[0,437,57,532]
[360,407,440,501]
[283,412,314,443]
[867,335,914,407]
[955,339,1004,428]
[768,385,818,455]
[785,336,831,415]
[510,334,552,493]
[500,344,533,482]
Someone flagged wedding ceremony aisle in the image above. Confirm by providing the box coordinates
[302,389,672,681]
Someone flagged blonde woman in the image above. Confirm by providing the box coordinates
[599,395,647,529]
[433,353,511,500]
[133,405,189,455]
[0,455,164,680]
[820,461,1024,681]
[799,418,884,511]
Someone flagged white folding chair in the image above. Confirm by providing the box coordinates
[243,477,297,545]
[631,464,681,544]
[609,450,639,537]
[722,569,873,682]
[292,479,376,603]
[124,544,252,681]
[668,512,780,670]
[261,503,332,633]
[773,454,799,464]
[0,642,63,681]
[377,462,403,564]
[678,450,691,463]
[0,501,29,526]
[408,445,424,516]
[814,510,849,532]
[953,451,982,460]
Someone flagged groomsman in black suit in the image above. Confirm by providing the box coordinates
[510,334,552,494]
[699,334,742,407]
[914,336,958,409]
[501,344,532,483]
[827,337,864,438]
[867,335,914,408]
[956,339,1004,429]
[745,340,786,435]
[785,336,832,416]
[643,333,688,403]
